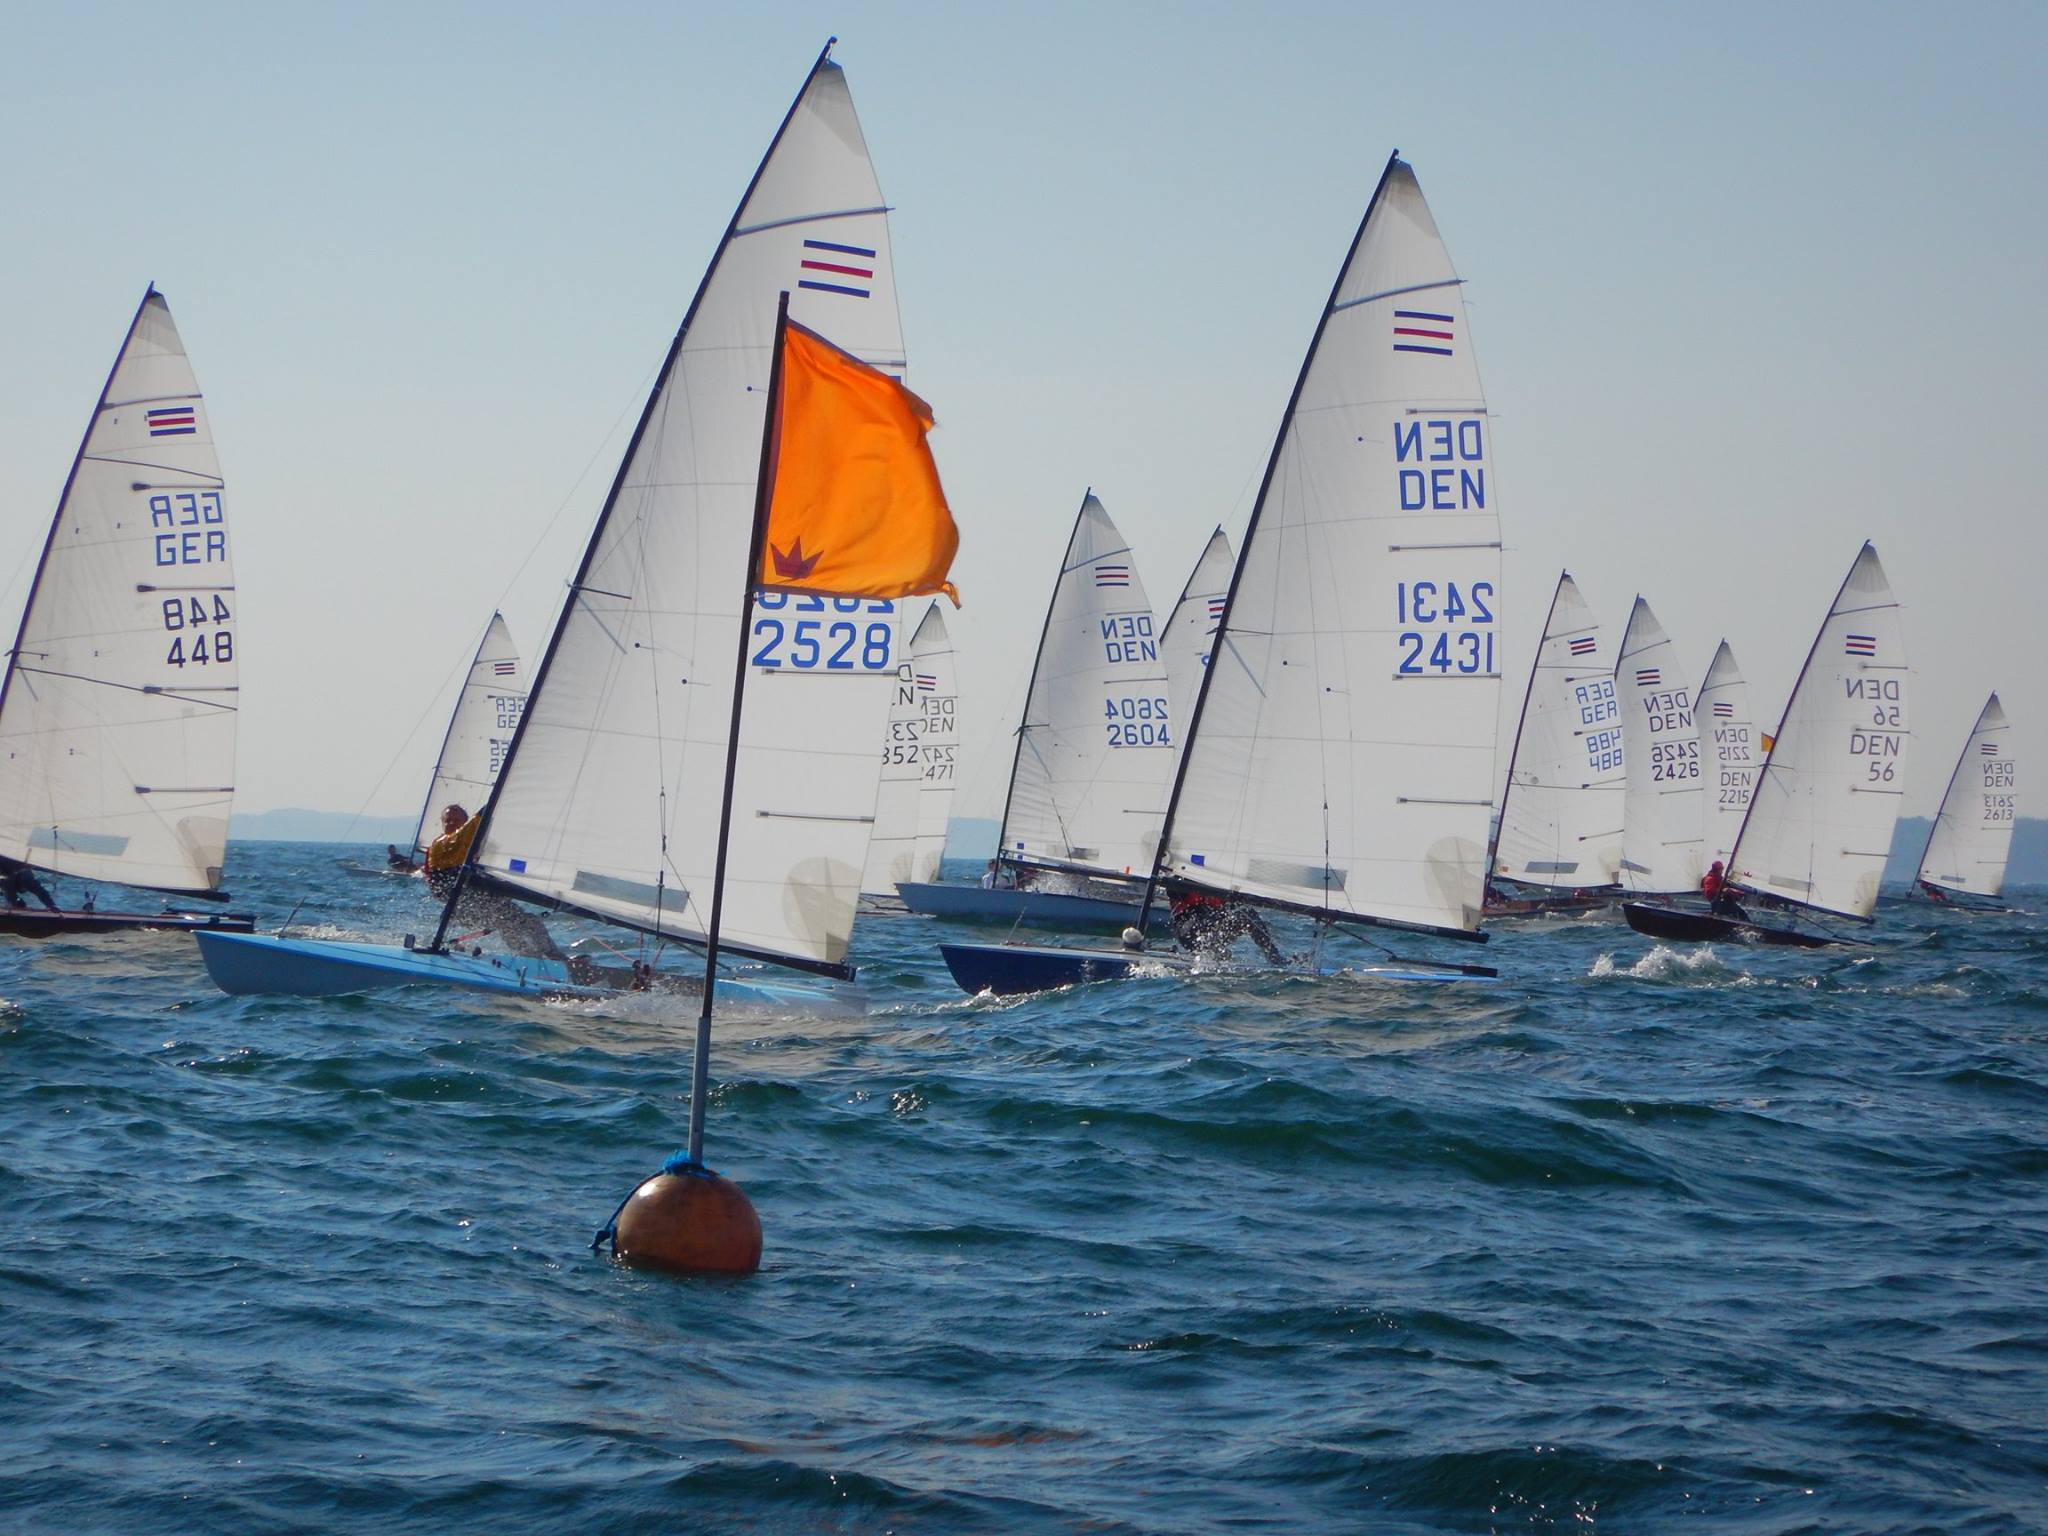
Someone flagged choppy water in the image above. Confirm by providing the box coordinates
[3,844,2045,1533]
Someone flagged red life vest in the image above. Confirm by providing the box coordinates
[1701,869,1724,900]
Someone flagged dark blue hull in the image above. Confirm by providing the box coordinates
[897,881,1164,930]
[939,940,1499,997]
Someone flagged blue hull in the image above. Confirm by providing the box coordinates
[940,940,1502,997]
[192,932,860,1012]
[896,882,1164,930]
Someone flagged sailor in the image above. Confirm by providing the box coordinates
[1167,885,1288,965]
[386,843,418,873]
[0,855,59,912]
[1700,860,1746,919]
[419,804,479,898]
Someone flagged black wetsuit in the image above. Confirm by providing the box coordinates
[0,859,58,912]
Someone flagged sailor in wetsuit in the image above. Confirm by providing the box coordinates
[1167,886,1289,965]
[0,855,59,912]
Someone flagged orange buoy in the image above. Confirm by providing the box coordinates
[611,1163,762,1277]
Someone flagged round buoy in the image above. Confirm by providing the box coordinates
[612,1165,762,1277]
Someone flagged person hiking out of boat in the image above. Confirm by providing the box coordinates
[1919,880,1952,906]
[1167,884,1288,965]
[386,844,418,873]
[418,804,585,975]
[1700,860,1747,920]
[0,855,59,912]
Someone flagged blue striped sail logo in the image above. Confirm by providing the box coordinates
[146,404,197,437]
[798,238,875,299]
[1844,633,1878,657]
[1095,564,1130,588]
[1567,636,1597,656]
[1635,668,1661,687]
[1393,309,1454,356]
[1712,702,1735,718]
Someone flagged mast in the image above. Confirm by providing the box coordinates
[688,290,792,1166]
[412,614,503,858]
[1487,570,1567,879]
[989,489,1094,878]
[429,39,846,968]
[0,288,156,754]
[1727,541,1899,922]
[1132,151,1484,944]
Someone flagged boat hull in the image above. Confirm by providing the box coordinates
[0,907,255,939]
[939,940,1500,996]
[897,881,1163,930]
[193,932,860,1011]
[1620,902,1843,948]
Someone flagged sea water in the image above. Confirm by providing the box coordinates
[2,844,2044,1533]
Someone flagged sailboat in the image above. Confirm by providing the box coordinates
[895,497,1211,930]
[1613,597,1704,896]
[1696,639,1758,870]
[940,153,1502,995]
[196,43,914,1005]
[1915,693,2015,908]
[857,601,956,910]
[379,612,526,874]
[1484,570,1624,915]
[1624,542,1907,946]
[0,286,253,939]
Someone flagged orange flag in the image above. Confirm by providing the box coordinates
[760,318,960,604]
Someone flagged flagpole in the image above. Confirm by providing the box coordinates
[686,290,792,1167]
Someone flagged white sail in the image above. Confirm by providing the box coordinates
[907,605,958,886]
[414,614,525,855]
[1492,572,1623,891]
[862,602,957,894]
[1614,597,1703,894]
[1159,156,1501,933]
[1730,542,1907,920]
[0,288,237,895]
[1161,528,1233,734]
[1696,640,1758,869]
[470,50,906,972]
[998,493,1173,880]
[1917,693,2014,897]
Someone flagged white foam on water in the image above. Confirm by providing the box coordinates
[1589,943,1751,985]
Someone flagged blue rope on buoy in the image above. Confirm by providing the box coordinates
[589,1152,717,1253]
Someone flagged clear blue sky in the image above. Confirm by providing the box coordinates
[1,1,2040,822]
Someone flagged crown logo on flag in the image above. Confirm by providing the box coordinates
[770,538,823,581]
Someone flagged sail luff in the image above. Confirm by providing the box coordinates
[446,43,907,973]
[1729,541,1905,920]
[1135,152,1408,935]
[990,492,1092,871]
[435,40,843,947]
[1917,693,2013,896]
[0,285,238,895]
[1144,151,1499,942]
[1487,570,1567,876]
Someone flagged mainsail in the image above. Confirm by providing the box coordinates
[1696,640,1757,869]
[1161,529,1233,735]
[1918,693,2015,898]
[463,45,905,976]
[1155,155,1500,935]
[413,613,525,856]
[1491,572,1623,891]
[862,601,957,895]
[0,287,237,896]
[1614,597,1703,894]
[996,492,1173,881]
[1730,542,1907,920]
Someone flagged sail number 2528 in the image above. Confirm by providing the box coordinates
[750,593,895,672]
[1394,580,1496,676]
